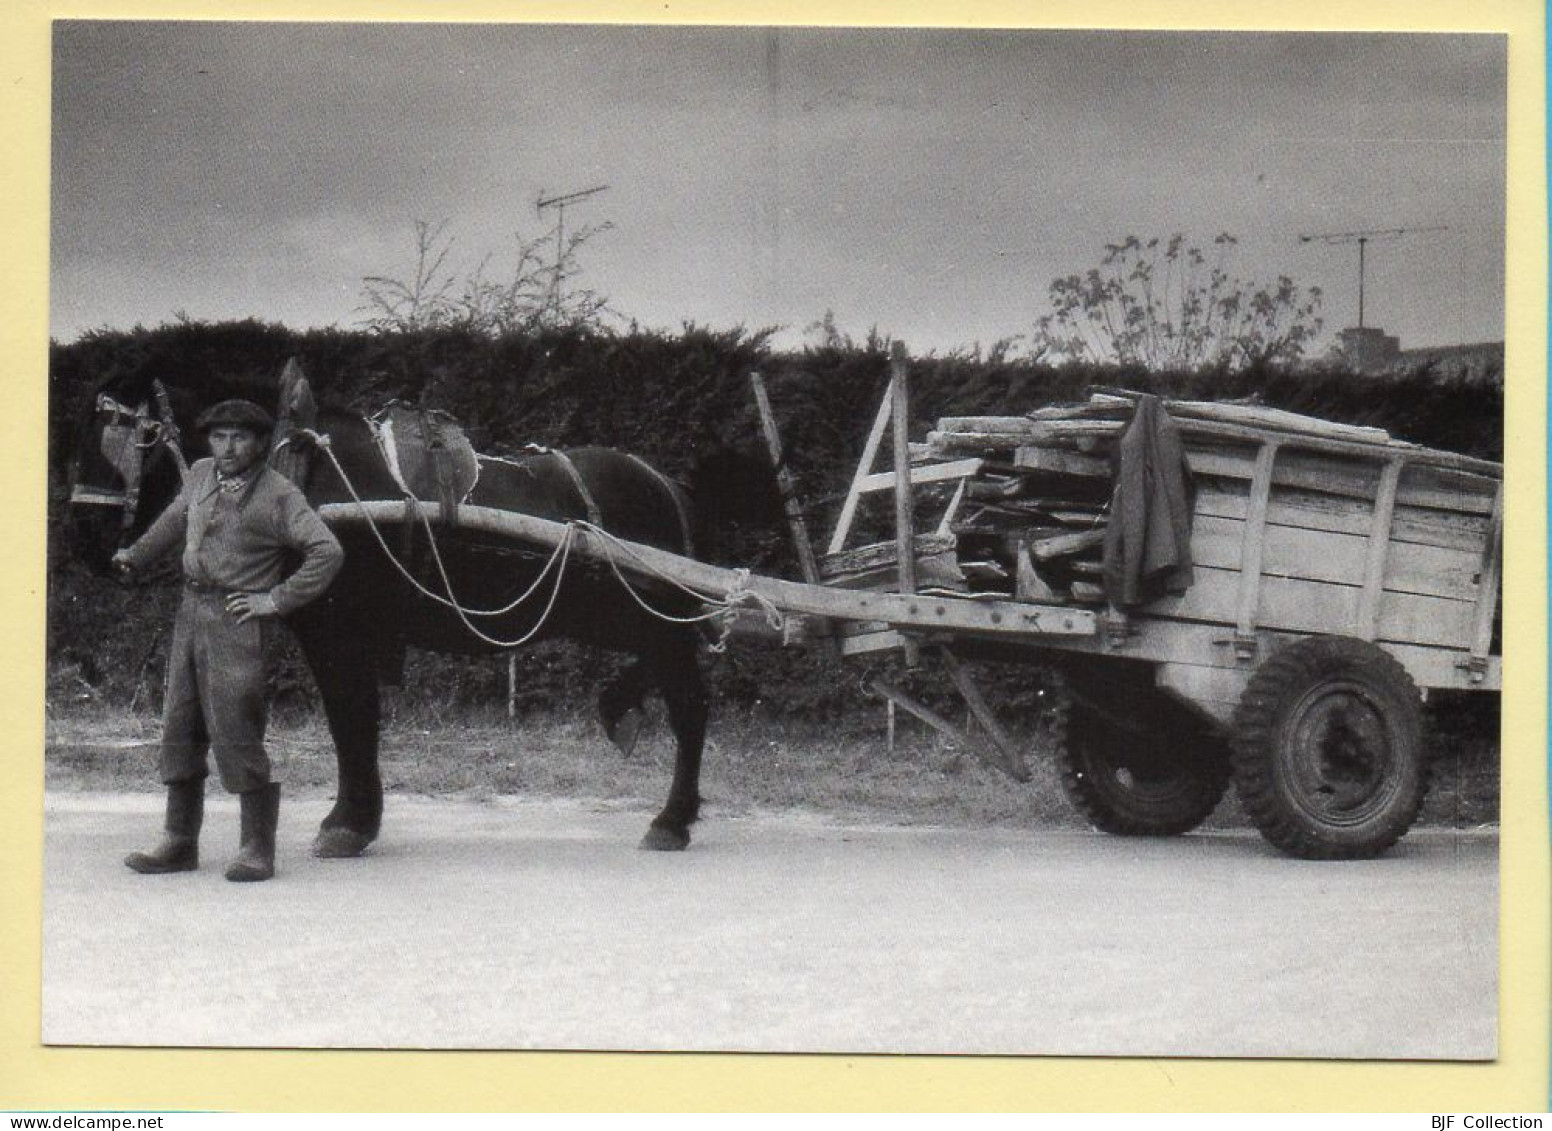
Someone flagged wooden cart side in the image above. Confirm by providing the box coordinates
[810,368,1501,707]
[1102,428,1503,710]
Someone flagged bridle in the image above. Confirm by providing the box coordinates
[68,379,189,536]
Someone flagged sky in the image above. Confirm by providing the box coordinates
[49,22,1507,356]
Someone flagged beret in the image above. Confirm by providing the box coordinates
[196,399,275,434]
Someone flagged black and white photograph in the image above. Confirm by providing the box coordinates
[43,21,1507,1063]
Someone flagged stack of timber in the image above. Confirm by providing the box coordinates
[927,401,1119,603]
[819,531,965,591]
[924,389,1502,620]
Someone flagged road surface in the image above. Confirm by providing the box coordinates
[41,790,1497,1059]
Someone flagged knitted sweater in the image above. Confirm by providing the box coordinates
[122,458,344,615]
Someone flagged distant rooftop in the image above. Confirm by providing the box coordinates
[1323,327,1502,382]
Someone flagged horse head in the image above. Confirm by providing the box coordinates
[62,371,191,574]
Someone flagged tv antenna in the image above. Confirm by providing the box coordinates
[1298,225,1447,329]
[537,184,610,319]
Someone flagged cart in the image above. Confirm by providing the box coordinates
[317,348,1502,860]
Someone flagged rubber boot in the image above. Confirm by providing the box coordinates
[125,779,204,874]
[224,783,281,883]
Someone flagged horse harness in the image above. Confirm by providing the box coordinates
[620,452,695,559]
[70,380,188,536]
[538,447,694,560]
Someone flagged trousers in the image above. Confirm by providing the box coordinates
[159,586,271,794]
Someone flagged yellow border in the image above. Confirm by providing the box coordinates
[3,0,1545,1112]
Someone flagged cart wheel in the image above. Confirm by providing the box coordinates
[1054,693,1231,837]
[1230,636,1428,860]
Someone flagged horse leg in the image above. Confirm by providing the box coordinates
[289,608,384,858]
[598,660,651,758]
[639,631,707,852]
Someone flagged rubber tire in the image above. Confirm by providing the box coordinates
[1054,691,1231,837]
[1230,636,1428,860]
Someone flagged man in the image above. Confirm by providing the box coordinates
[113,399,344,883]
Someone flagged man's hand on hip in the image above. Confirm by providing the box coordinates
[226,592,280,623]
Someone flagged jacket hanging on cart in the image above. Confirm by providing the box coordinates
[1101,394,1195,607]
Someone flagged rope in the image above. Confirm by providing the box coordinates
[306,430,578,648]
[304,429,788,652]
[570,521,786,652]
[407,488,577,649]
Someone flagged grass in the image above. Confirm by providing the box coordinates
[42,694,1499,832]
[43,700,1084,829]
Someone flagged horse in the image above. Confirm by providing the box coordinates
[62,362,765,856]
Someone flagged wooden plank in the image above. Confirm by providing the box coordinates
[1048,509,1108,525]
[941,650,1032,781]
[1194,481,1492,553]
[937,417,1127,441]
[1030,527,1107,562]
[1028,616,1500,692]
[838,628,907,656]
[821,560,966,592]
[821,547,966,593]
[890,344,918,625]
[1012,445,1111,478]
[749,370,841,654]
[834,619,895,641]
[1088,389,1394,445]
[927,432,1030,455]
[932,419,1125,445]
[1026,402,1132,422]
[1178,415,1499,476]
[821,533,958,575]
[858,457,985,492]
[1389,641,1500,690]
[1468,481,1504,671]
[1189,515,1484,602]
[1016,544,1058,600]
[1144,564,1477,650]
[1356,459,1403,640]
[871,677,1021,778]
[1236,442,1280,641]
[961,560,1010,583]
[962,498,1096,524]
[750,371,824,588]
[319,500,1099,639]
[936,477,969,536]
[1188,446,1498,515]
[826,383,894,555]
[938,416,1040,433]
[870,679,966,743]
[1400,462,1503,511]
[1090,387,1501,475]
[966,475,1023,501]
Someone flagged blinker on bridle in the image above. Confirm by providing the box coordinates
[68,379,189,535]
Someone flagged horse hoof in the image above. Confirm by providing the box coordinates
[312,828,372,859]
[607,707,645,759]
[638,826,690,852]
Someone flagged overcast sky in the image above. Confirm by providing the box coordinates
[50,22,1506,356]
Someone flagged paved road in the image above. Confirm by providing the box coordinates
[41,790,1497,1059]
